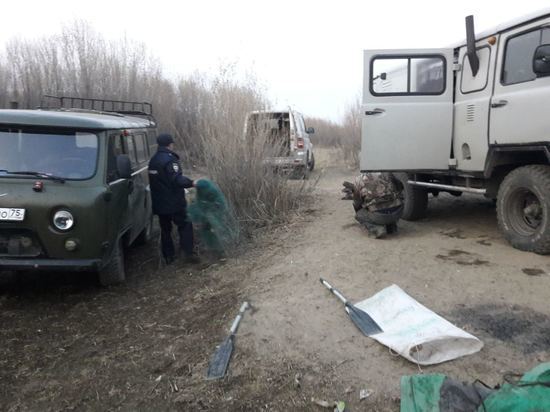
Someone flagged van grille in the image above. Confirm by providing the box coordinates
[466,104,475,122]
[0,230,43,257]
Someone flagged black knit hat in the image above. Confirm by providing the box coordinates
[157,133,174,147]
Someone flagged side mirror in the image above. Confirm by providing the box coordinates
[116,154,132,179]
[380,72,387,81]
[306,127,315,134]
[533,44,550,77]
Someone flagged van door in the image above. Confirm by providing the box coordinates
[106,133,130,246]
[361,49,454,171]
[124,133,149,242]
[490,23,550,145]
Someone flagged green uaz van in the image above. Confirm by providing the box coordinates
[0,98,156,285]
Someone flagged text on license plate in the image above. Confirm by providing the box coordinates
[0,208,25,221]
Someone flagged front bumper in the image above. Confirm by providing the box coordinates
[0,258,102,271]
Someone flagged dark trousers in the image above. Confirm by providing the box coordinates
[158,210,194,259]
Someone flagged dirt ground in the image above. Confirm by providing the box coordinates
[1,150,550,411]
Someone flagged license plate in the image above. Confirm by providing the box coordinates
[0,208,25,221]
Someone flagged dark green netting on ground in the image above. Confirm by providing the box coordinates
[188,179,239,253]
[400,363,550,412]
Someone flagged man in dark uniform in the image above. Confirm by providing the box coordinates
[148,133,198,264]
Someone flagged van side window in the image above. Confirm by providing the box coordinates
[461,46,491,94]
[503,28,550,85]
[107,134,123,182]
[371,56,445,96]
[294,113,305,135]
[146,131,157,154]
[124,135,138,168]
[134,133,148,164]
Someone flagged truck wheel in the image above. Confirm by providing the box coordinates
[98,237,126,286]
[393,173,428,221]
[308,152,315,172]
[497,165,550,254]
[135,215,153,246]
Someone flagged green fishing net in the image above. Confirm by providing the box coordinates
[188,179,239,253]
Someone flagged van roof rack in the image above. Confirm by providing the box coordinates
[39,95,155,120]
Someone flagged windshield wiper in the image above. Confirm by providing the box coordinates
[7,171,66,183]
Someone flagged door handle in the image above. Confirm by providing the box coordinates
[491,100,508,108]
[365,108,385,115]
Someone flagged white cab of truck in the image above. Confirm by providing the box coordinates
[244,109,315,177]
[361,9,550,253]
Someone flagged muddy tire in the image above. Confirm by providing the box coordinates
[135,214,153,246]
[98,237,126,286]
[497,165,550,254]
[308,152,315,172]
[393,173,428,221]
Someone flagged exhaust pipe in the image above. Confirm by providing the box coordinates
[465,15,480,76]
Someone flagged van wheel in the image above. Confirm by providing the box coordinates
[135,215,153,246]
[497,165,550,254]
[393,173,428,221]
[98,238,126,286]
[308,152,315,172]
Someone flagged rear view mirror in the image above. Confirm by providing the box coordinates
[533,44,550,77]
[306,127,315,134]
[116,154,132,179]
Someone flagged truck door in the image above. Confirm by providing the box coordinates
[490,24,550,145]
[361,49,454,171]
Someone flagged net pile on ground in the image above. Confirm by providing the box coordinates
[188,179,238,253]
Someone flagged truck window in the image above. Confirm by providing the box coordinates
[134,133,148,164]
[124,135,138,168]
[107,134,123,182]
[502,28,550,85]
[371,55,445,95]
[146,130,157,153]
[461,46,491,94]
[294,113,305,135]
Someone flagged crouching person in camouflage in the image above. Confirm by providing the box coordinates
[352,173,403,239]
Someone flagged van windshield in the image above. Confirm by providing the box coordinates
[0,129,99,180]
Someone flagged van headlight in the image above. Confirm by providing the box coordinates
[53,210,74,231]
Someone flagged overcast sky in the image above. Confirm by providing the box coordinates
[1,1,549,121]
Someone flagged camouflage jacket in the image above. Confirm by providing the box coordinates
[353,173,403,211]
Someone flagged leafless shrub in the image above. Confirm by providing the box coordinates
[339,97,361,167]
[193,71,314,234]
[305,96,361,168]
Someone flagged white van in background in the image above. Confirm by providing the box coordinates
[244,109,315,177]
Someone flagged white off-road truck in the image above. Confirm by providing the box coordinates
[361,10,550,254]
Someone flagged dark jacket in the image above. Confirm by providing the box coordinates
[148,147,194,215]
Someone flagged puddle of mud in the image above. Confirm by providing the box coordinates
[436,249,490,266]
[440,228,467,239]
[449,303,550,354]
[522,268,546,276]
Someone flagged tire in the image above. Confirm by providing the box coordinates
[308,152,315,172]
[497,165,550,254]
[134,214,153,246]
[392,173,428,221]
[98,237,126,286]
[293,165,309,180]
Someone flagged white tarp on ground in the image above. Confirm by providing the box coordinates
[355,284,483,365]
